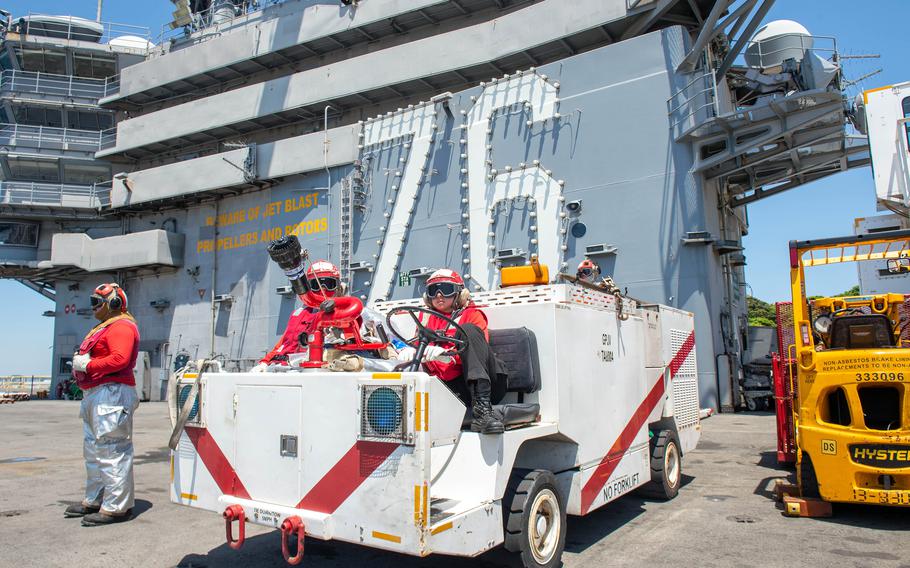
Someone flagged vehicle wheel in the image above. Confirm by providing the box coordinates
[639,429,682,500]
[503,469,566,568]
[799,453,820,498]
[746,397,758,411]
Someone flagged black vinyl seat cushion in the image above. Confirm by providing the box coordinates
[488,327,542,394]
[482,327,542,428]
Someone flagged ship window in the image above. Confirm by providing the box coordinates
[66,110,113,131]
[0,221,39,247]
[62,162,111,184]
[7,157,60,182]
[72,52,116,79]
[13,106,63,128]
[14,46,66,75]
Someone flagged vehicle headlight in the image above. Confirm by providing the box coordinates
[360,384,407,443]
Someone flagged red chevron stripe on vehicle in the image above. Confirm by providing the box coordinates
[187,429,398,513]
[296,441,399,513]
[185,428,251,500]
[580,330,695,514]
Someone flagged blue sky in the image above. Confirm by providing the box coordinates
[1,0,908,375]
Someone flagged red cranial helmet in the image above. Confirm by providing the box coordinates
[302,260,341,306]
[91,282,128,312]
[576,259,601,282]
[423,269,470,310]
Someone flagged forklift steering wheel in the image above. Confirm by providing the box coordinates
[385,306,469,371]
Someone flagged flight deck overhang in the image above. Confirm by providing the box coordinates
[106,125,358,211]
[101,0,714,110]
[97,0,715,159]
[49,229,184,272]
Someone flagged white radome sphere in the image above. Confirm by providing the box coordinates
[744,20,812,68]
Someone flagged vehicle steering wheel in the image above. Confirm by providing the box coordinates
[385,306,468,372]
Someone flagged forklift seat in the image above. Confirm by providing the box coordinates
[827,315,894,350]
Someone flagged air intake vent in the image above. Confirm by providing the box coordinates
[359,384,410,444]
[177,383,201,426]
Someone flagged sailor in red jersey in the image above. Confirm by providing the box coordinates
[252,260,344,369]
[65,282,140,526]
[398,269,506,434]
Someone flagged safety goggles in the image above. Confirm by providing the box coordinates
[427,282,460,298]
[308,276,338,291]
[578,268,595,278]
[90,295,105,310]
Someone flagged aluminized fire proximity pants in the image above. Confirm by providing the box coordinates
[80,382,140,515]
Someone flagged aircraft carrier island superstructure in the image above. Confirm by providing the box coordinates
[0,1,868,409]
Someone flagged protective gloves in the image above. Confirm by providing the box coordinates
[72,353,91,372]
[421,345,454,364]
[249,362,269,373]
[395,346,417,362]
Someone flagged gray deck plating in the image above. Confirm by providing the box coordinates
[2,402,907,567]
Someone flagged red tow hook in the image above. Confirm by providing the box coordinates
[223,505,246,550]
[280,515,305,565]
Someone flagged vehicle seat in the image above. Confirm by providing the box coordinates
[827,315,894,350]
[488,327,541,427]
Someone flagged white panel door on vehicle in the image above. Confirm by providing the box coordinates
[235,385,302,506]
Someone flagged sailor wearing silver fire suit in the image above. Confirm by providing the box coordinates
[65,283,141,526]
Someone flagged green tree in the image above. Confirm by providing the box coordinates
[839,285,860,296]
[747,296,776,327]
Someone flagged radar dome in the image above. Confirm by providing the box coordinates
[108,35,156,50]
[744,20,812,68]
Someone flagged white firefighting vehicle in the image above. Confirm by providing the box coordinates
[168,282,700,567]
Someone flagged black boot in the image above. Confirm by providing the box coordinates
[64,503,100,518]
[470,380,504,434]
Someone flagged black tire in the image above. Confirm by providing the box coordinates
[503,469,566,568]
[799,453,821,498]
[746,397,758,411]
[639,429,682,500]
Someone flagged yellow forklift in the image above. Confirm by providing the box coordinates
[787,230,910,507]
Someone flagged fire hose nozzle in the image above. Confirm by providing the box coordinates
[268,236,310,295]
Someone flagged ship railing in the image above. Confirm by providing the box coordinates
[102,74,120,99]
[20,12,150,45]
[158,0,272,45]
[736,34,838,69]
[667,68,718,140]
[94,180,113,208]
[0,69,107,100]
[100,127,118,150]
[0,122,106,151]
[0,181,107,209]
